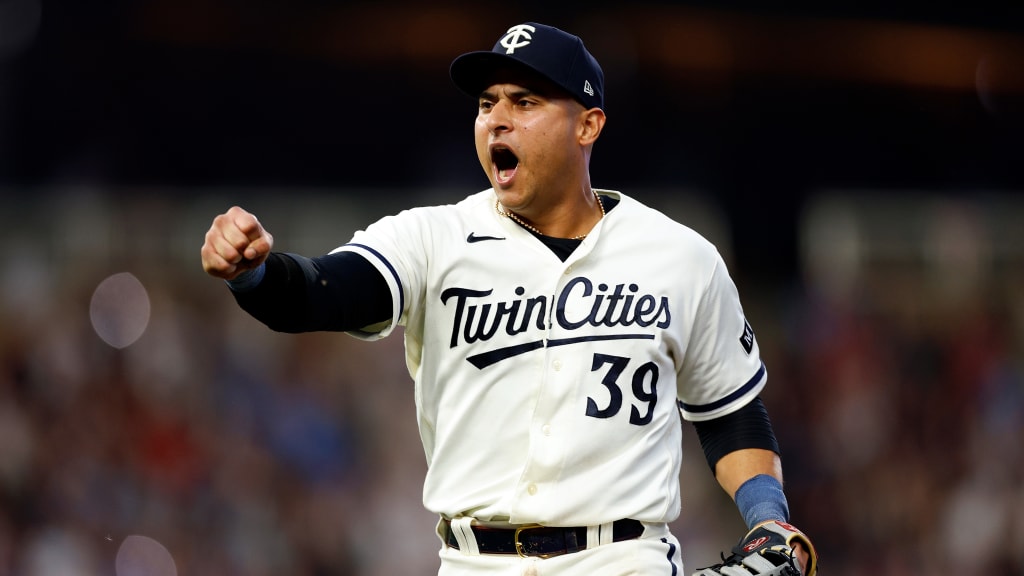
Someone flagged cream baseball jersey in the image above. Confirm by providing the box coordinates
[333,189,766,527]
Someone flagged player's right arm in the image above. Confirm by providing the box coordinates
[200,206,393,333]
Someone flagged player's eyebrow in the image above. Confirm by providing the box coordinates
[479,87,543,102]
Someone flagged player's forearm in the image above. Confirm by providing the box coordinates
[229,252,321,332]
[714,447,783,498]
[230,251,392,333]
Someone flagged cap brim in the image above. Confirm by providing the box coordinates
[450,51,560,100]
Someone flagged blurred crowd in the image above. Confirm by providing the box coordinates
[0,189,1021,575]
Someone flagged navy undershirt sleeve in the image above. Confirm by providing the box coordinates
[231,251,393,333]
[692,396,780,473]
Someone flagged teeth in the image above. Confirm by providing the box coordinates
[497,166,516,183]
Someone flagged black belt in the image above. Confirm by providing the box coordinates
[444,519,644,558]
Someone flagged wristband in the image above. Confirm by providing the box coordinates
[734,474,790,530]
[225,263,266,292]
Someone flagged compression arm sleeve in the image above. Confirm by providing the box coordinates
[228,251,393,333]
[692,396,780,473]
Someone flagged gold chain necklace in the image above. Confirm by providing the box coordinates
[496,190,605,240]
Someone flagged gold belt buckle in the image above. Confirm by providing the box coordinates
[513,524,545,558]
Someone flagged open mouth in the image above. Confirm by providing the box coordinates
[491,146,519,185]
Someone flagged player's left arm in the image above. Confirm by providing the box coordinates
[694,399,817,575]
[684,252,817,573]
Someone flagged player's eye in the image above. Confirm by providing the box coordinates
[479,100,495,111]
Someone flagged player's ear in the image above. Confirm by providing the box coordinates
[578,107,606,146]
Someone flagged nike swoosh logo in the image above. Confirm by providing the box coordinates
[467,232,506,243]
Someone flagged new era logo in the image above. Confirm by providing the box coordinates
[583,80,594,97]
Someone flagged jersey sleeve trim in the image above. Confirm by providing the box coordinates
[340,243,405,336]
[679,361,766,415]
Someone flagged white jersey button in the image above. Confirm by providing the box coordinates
[552,359,562,371]
[541,424,552,436]
[527,483,538,495]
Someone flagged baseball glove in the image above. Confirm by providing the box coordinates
[692,520,817,576]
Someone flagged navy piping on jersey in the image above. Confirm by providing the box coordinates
[679,361,766,414]
[466,334,656,369]
[661,538,679,576]
[348,243,404,323]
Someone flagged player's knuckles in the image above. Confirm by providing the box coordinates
[227,208,264,239]
[224,205,251,220]
[203,223,238,254]
[211,210,240,231]
[221,223,255,251]
[207,234,244,264]
[210,219,254,253]
[250,232,273,254]
[209,208,253,242]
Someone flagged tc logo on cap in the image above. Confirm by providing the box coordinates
[500,24,536,54]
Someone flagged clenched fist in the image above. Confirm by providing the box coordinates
[200,206,274,280]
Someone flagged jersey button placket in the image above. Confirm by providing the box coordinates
[543,358,558,448]
[512,276,569,517]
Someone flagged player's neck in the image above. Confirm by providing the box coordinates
[498,189,605,240]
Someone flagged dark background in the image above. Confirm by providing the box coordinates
[3,0,1022,280]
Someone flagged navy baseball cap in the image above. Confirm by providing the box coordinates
[450,22,605,110]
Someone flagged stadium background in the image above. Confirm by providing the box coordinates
[1,1,1022,574]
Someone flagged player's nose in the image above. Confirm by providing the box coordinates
[483,100,512,133]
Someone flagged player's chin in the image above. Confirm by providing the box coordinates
[493,182,517,198]
[494,186,526,210]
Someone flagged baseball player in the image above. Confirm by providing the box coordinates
[201,22,817,576]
